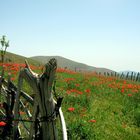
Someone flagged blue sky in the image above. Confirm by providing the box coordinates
[0,0,140,72]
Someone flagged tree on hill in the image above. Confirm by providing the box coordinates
[0,35,9,63]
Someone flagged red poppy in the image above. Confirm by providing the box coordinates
[66,90,71,94]
[68,107,75,112]
[89,119,96,123]
[127,94,132,97]
[85,89,91,93]
[123,80,127,84]
[11,77,16,81]
[67,89,83,95]
[0,121,6,127]
[121,88,125,93]
[75,83,80,87]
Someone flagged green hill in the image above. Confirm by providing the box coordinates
[3,52,116,73]
[4,52,41,66]
[30,55,115,73]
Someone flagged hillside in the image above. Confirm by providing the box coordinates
[3,52,116,73]
[30,56,115,73]
[4,52,41,66]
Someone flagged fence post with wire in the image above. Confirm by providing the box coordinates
[0,58,67,140]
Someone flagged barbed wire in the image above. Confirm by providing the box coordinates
[0,110,57,124]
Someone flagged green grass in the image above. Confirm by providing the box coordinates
[56,72,140,140]
[1,64,140,140]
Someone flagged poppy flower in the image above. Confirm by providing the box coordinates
[75,84,80,87]
[0,121,6,127]
[121,88,125,93]
[89,119,96,123]
[11,77,15,81]
[85,89,91,93]
[66,90,71,94]
[127,94,132,97]
[68,107,75,112]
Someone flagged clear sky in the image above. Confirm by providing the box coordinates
[0,0,140,72]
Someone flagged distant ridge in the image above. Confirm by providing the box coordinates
[30,55,115,73]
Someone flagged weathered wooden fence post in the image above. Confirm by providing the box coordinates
[38,58,57,140]
[13,58,63,140]
[136,72,140,82]
[130,72,133,81]
[125,72,129,80]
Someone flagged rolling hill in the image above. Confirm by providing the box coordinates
[30,56,115,73]
[4,52,41,66]
[3,52,116,73]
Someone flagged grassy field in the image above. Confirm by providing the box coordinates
[56,70,140,140]
[0,63,140,140]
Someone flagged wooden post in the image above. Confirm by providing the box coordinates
[14,58,59,140]
[136,72,140,82]
[126,72,129,80]
[130,72,133,81]
[38,58,57,140]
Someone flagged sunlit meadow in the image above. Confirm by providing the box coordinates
[1,63,140,140]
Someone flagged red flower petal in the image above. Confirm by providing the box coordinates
[0,121,6,127]
[127,94,132,97]
[68,107,75,112]
[89,119,96,123]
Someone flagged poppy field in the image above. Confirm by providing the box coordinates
[56,69,140,140]
[0,63,140,140]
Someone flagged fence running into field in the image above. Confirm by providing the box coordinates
[97,71,140,82]
[69,67,140,82]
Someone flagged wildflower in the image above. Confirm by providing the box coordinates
[76,90,83,95]
[75,83,80,87]
[8,72,11,75]
[67,89,83,95]
[0,121,6,127]
[64,78,75,83]
[68,107,75,112]
[56,68,76,74]
[89,119,96,123]
[121,88,125,93]
[127,94,132,97]
[66,90,71,94]
[85,89,91,93]
[11,77,15,81]
[131,89,138,93]
[127,84,133,89]
[123,80,127,84]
